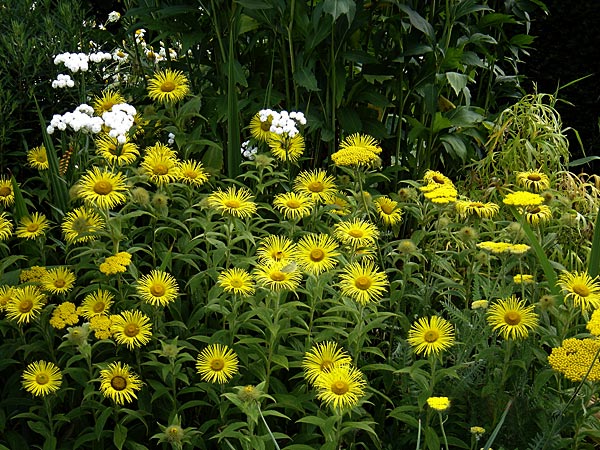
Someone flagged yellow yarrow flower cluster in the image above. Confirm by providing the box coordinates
[49,302,80,329]
[99,252,132,275]
[90,314,118,340]
[514,274,534,284]
[20,266,49,283]
[586,309,600,336]
[548,338,600,382]
[420,170,457,204]
[502,191,544,207]
[426,396,450,412]
[476,241,530,255]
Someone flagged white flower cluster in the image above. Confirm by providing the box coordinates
[47,104,103,135]
[51,74,75,89]
[241,140,258,160]
[54,51,112,73]
[134,29,179,63]
[107,11,121,23]
[167,133,175,145]
[102,103,136,144]
[259,109,306,137]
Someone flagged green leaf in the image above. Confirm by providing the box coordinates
[396,3,435,41]
[114,423,127,450]
[439,134,467,161]
[323,0,356,23]
[445,72,468,96]
[293,66,320,92]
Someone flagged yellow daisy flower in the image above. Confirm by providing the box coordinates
[522,204,552,226]
[254,260,302,292]
[5,286,46,324]
[16,212,48,240]
[273,192,314,220]
[268,133,305,163]
[0,212,13,240]
[141,143,181,186]
[334,219,379,250]
[99,361,143,404]
[0,176,15,206]
[249,112,275,143]
[93,89,125,115]
[95,133,139,166]
[79,289,114,319]
[218,268,255,296]
[0,285,15,311]
[315,365,366,410]
[293,169,337,203]
[27,145,49,170]
[340,133,382,154]
[516,169,550,192]
[487,296,538,339]
[558,270,600,311]
[22,361,62,397]
[407,316,455,357]
[427,396,450,412]
[179,160,209,186]
[256,235,297,263]
[454,200,499,219]
[137,269,179,306]
[61,207,104,244]
[302,341,353,385]
[111,310,153,349]
[77,167,128,209]
[339,261,388,305]
[207,186,257,218]
[196,343,239,384]
[502,191,544,207]
[324,193,351,215]
[295,234,339,275]
[41,267,76,294]
[422,170,453,187]
[374,196,403,226]
[147,68,190,104]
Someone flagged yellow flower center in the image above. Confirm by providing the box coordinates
[272,251,284,261]
[380,203,394,214]
[310,248,325,262]
[319,359,334,371]
[210,358,224,371]
[94,180,113,195]
[270,271,286,282]
[36,154,47,163]
[331,380,349,395]
[183,170,197,179]
[161,81,176,92]
[111,375,127,391]
[355,275,372,290]
[529,207,541,214]
[26,223,39,233]
[348,229,364,238]
[93,302,105,313]
[260,120,271,131]
[0,186,12,197]
[572,283,591,297]
[504,311,522,326]
[54,279,66,288]
[71,217,92,233]
[124,323,140,337]
[424,330,439,343]
[153,164,169,175]
[229,278,243,288]
[35,373,49,385]
[307,181,324,193]
[286,199,301,209]
[224,199,241,209]
[150,284,166,297]
[527,173,541,181]
[19,299,33,313]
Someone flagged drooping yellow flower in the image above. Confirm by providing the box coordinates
[111,310,153,349]
[179,160,209,186]
[334,219,379,250]
[99,361,143,405]
[137,269,179,306]
[93,89,125,115]
[61,207,104,244]
[454,200,499,219]
[427,396,450,412]
[422,170,453,188]
[502,191,544,207]
[22,361,62,397]
[0,176,15,206]
[16,212,48,240]
[27,145,49,170]
[5,286,46,324]
[77,167,128,209]
[141,143,181,186]
[207,186,257,219]
[295,234,339,275]
[293,169,337,203]
[196,343,239,384]
[95,133,139,166]
[147,69,190,104]
[0,212,13,240]
[339,261,388,305]
[256,235,297,263]
[315,365,366,410]
[273,192,314,220]
[408,316,455,357]
[548,338,600,382]
[79,289,114,319]
[521,204,552,226]
[339,133,382,155]
[374,196,403,226]
[558,270,600,311]
[267,133,305,163]
[516,169,550,192]
[218,268,255,296]
[487,296,538,339]
[254,260,302,292]
[41,267,76,294]
[302,341,353,385]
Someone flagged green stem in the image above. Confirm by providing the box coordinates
[438,412,450,450]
